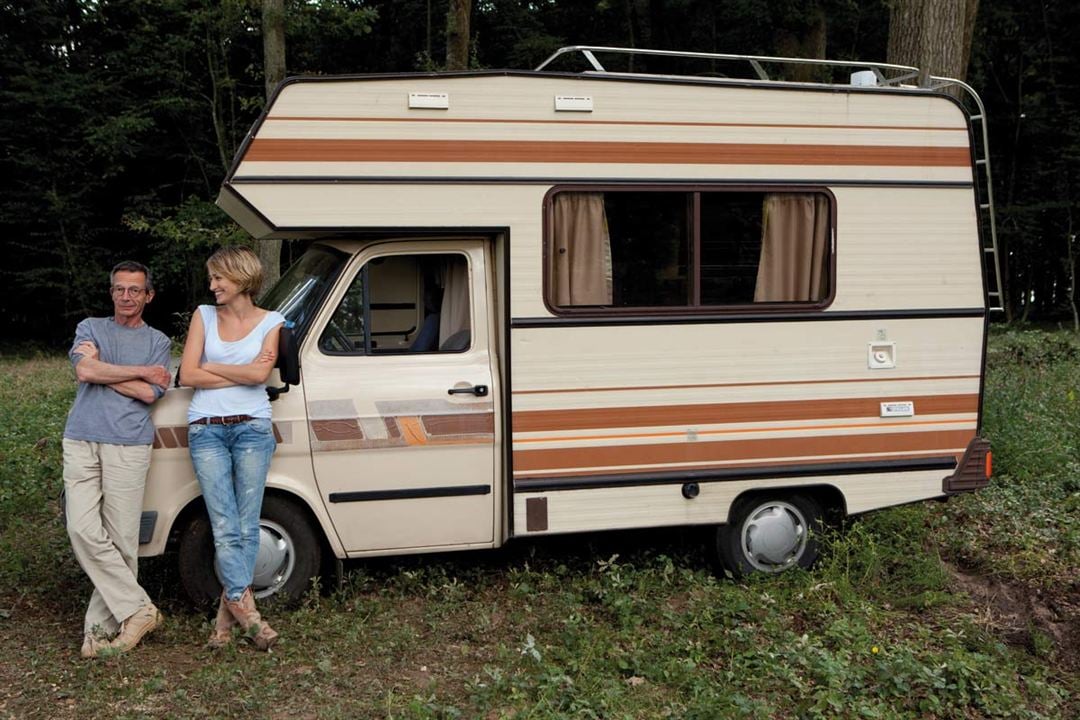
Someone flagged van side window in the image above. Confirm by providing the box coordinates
[319,253,471,355]
[549,189,831,311]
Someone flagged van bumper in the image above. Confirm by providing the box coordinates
[942,437,991,494]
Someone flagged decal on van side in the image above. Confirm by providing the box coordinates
[306,398,494,452]
[511,393,977,480]
[151,422,293,449]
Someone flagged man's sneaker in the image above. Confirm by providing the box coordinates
[110,603,163,653]
[80,633,111,659]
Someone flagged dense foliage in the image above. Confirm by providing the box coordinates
[1,0,1078,343]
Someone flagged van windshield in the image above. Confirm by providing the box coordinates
[261,245,348,339]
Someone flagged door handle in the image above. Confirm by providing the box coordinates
[448,384,488,397]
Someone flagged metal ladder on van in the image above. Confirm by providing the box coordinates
[926,76,1006,313]
[536,46,1006,313]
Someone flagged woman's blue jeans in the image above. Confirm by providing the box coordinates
[188,418,277,601]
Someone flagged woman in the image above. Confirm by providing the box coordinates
[180,246,285,650]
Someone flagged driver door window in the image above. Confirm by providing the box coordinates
[320,253,471,355]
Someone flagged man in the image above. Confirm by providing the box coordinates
[63,260,172,658]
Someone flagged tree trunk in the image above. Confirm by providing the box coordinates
[426,0,432,62]
[774,5,827,83]
[625,0,638,73]
[445,0,471,71]
[1067,218,1078,333]
[260,0,285,290]
[262,0,286,99]
[959,0,980,83]
[887,0,976,83]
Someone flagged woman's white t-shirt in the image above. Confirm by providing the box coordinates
[187,305,286,422]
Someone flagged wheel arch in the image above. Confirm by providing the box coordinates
[726,483,848,525]
[166,486,338,562]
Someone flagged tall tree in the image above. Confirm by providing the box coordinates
[445,0,471,70]
[772,1,829,82]
[259,0,286,289]
[887,0,978,82]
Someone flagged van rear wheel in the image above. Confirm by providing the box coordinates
[711,493,823,577]
[177,495,322,606]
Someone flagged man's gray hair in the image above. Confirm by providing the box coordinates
[110,260,154,292]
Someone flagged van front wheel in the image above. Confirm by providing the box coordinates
[177,495,322,606]
[712,493,823,577]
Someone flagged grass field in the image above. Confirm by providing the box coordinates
[0,329,1077,719]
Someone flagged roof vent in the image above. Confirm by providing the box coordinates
[850,70,878,87]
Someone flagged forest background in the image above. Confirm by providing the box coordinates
[2,0,1078,344]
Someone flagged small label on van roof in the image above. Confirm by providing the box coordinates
[555,95,593,112]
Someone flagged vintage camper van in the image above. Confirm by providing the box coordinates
[140,47,999,602]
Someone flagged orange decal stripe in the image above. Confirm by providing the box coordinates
[397,417,430,446]
[244,139,971,167]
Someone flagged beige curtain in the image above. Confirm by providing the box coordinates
[438,256,470,345]
[754,193,830,302]
[552,193,613,306]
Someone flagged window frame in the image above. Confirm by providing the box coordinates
[317,248,474,357]
[542,184,837,317]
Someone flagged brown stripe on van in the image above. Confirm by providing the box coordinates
[384,417,402,439]
[422,413,495,437]
[243,139,971,167]
[311,419,365,442]
[151,426,190,449]
[157,427,179,449]
[513,394,978,433]
[512,429,975,473]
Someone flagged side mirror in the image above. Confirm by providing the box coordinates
[268,324,300,400]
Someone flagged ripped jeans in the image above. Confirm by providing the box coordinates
[188,418,277,601]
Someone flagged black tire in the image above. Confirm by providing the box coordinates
[710,493,824,578]
[177,494,323,606]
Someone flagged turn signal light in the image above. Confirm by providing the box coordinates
[985,450,992,478]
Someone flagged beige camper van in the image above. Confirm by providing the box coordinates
[140,47,999,602]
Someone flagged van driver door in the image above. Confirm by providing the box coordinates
[300,239,498,554]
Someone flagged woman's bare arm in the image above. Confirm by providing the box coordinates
[178,310,236,389]
[202,323,282,386]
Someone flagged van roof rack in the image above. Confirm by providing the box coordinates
[535,45,925,86]
[535,46,1004,314]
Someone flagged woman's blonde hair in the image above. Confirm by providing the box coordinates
[207,246,264,298]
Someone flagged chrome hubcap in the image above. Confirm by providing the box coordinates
[214,519,295,600]
[252,520,295,599]
[740,501,808,572]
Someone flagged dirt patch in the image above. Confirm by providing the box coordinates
[948,564,1080,670]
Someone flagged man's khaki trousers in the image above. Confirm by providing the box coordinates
[63,439,152,637]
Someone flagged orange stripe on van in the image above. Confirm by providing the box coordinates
[397,417,430,446]
[243,139,971,167]
[512,394,978,433]
[512,429,974,473]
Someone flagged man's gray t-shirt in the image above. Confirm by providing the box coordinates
[63,317,172,446]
